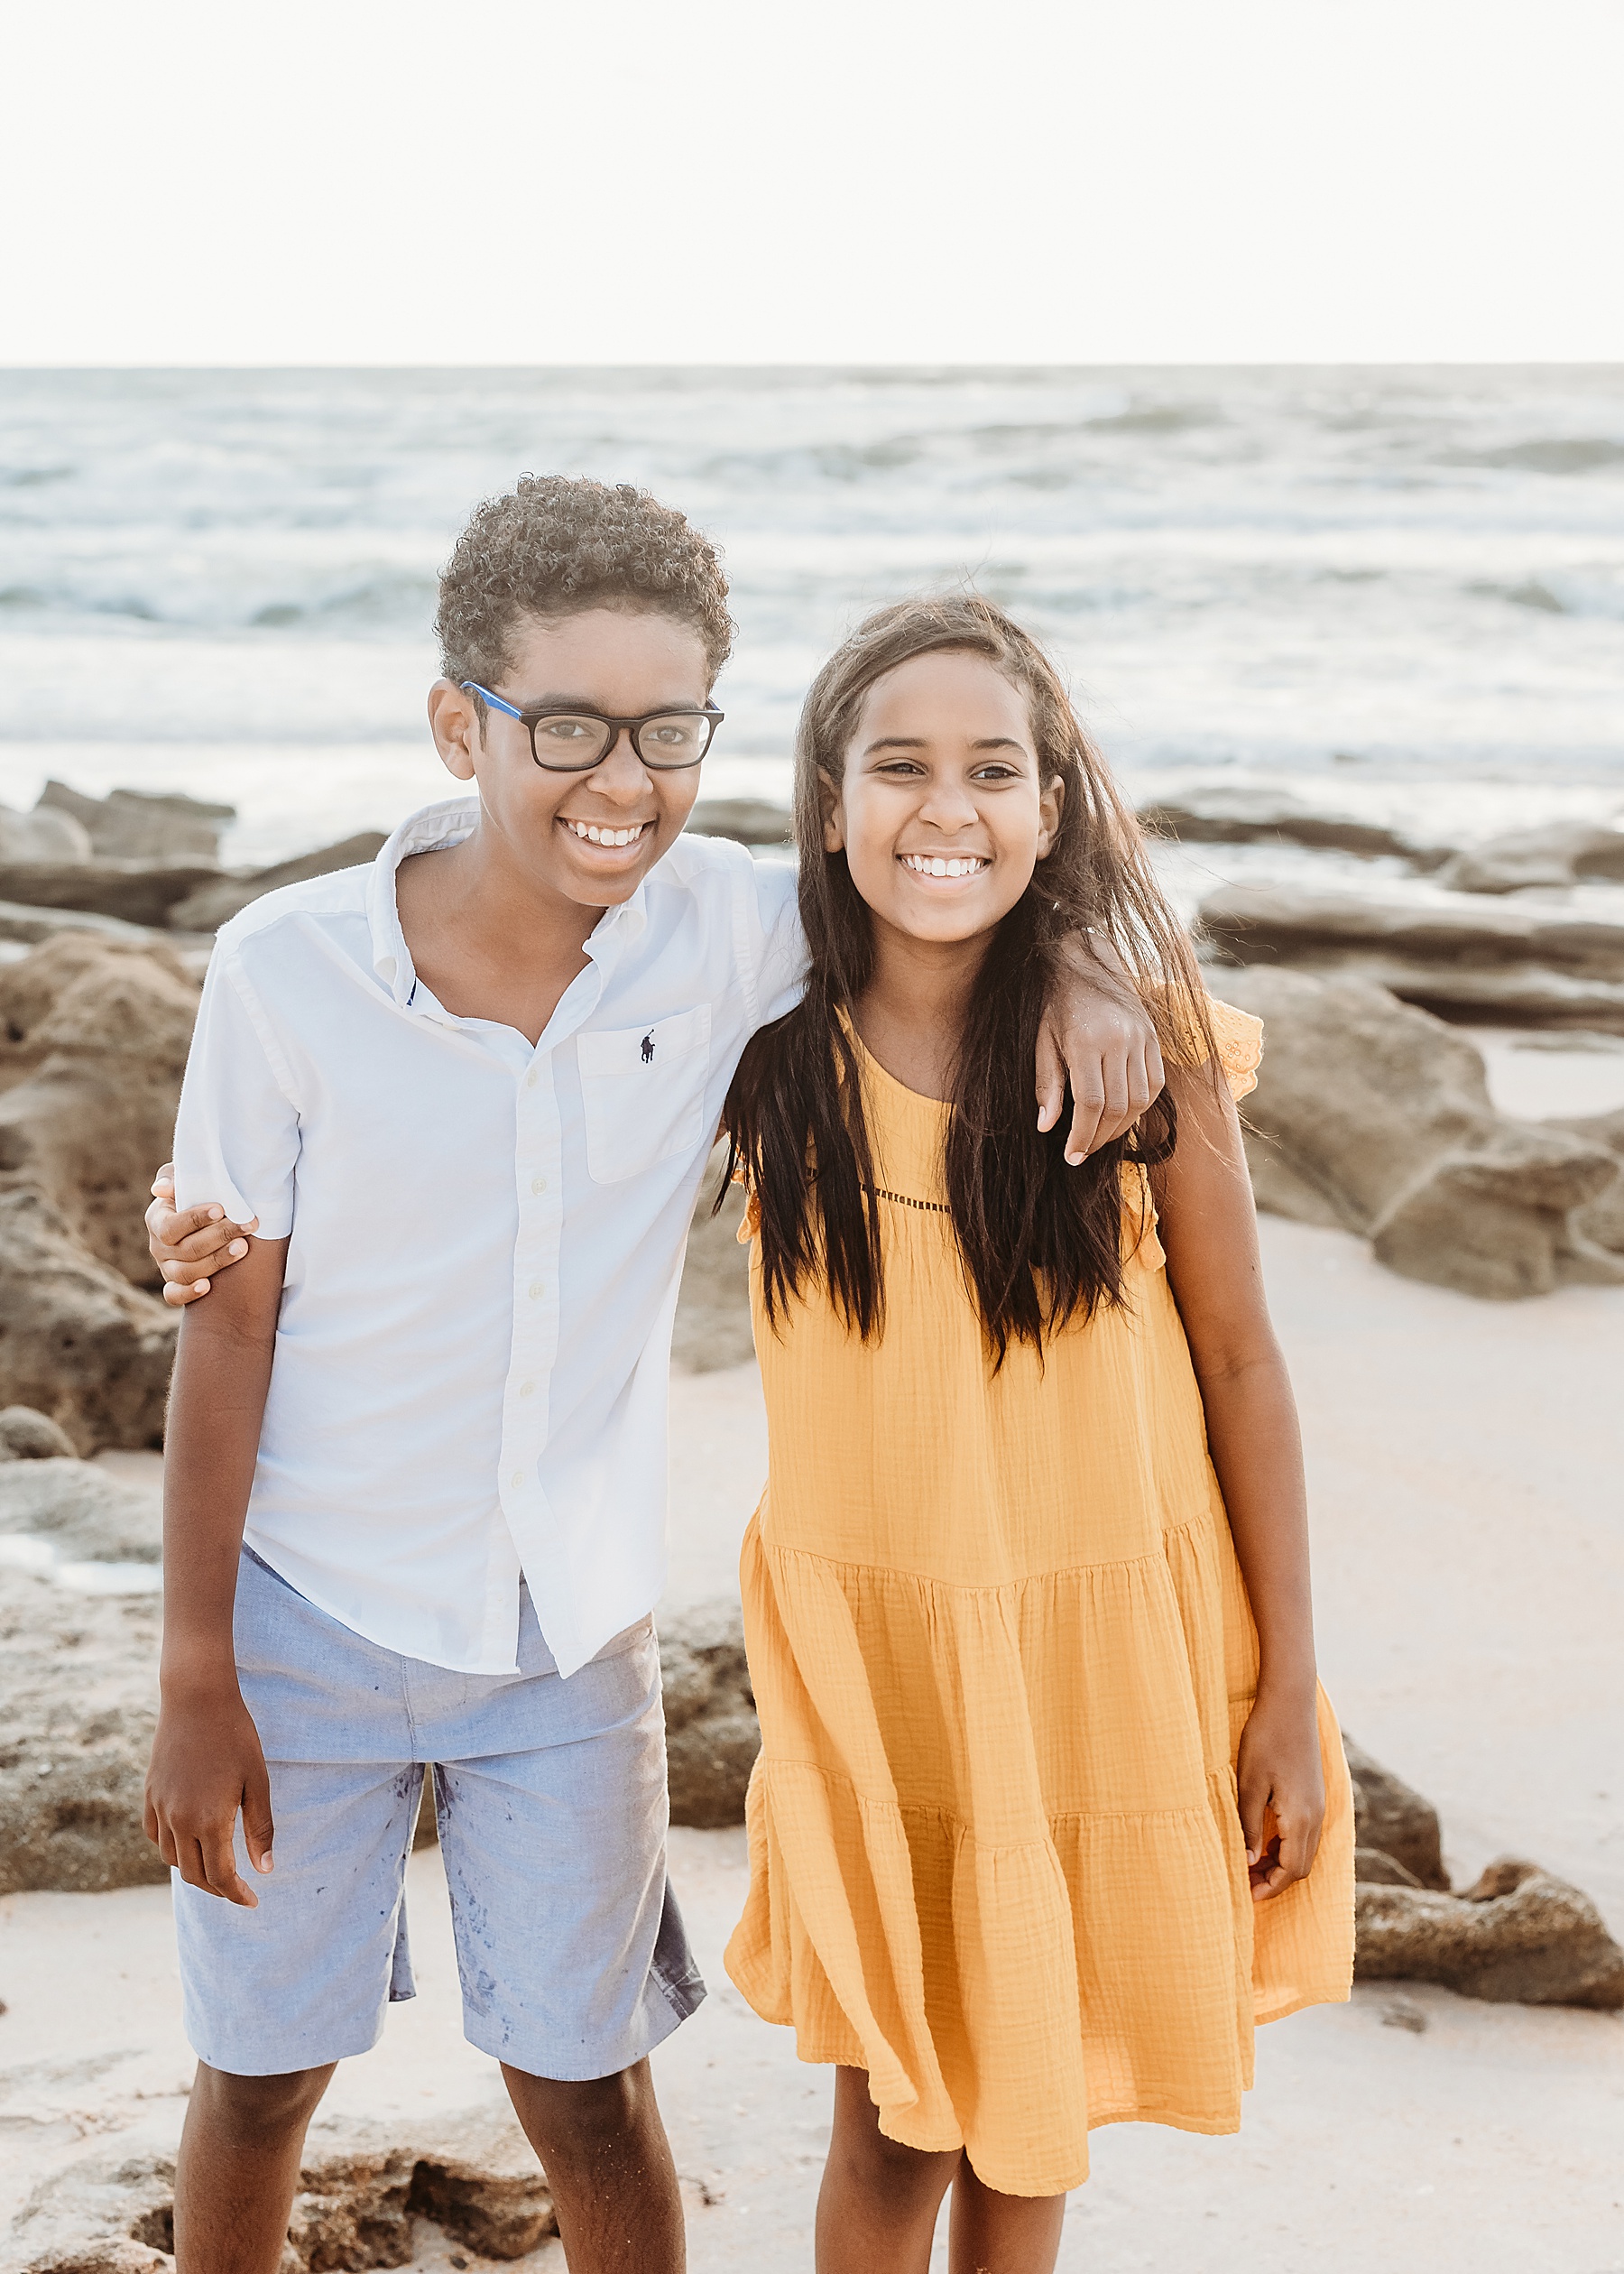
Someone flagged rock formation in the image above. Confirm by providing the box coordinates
[0,800,92,863]
[1343,1734,1448,1890]
[1356,1861,1624,2010]
[0,898,165,955]
[0,1190,176,1453]
[661,1599,760,1827]
[0,1404,78,1459]
[1201,880,1624,1030]
[166,831,390,932]
[4,2110,556,2271]
[1438,819,1624,895]
[36,781,235,864]
[0,1548,164,1897]
[0,931,202,1289]
[1559,1103,1624,1256]
[0,930,198,1448]
[1343,1736,1624,2008]
[687,798,795,846]
[1216,966,1624,1298]
[1140,787,1445,867]
[0,858,225,929]
[0,1453,161,1560]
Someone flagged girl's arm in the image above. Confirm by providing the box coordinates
[144,1234,289,1905]
[1151,1065,1325,1901]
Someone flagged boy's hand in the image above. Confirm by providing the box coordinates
[1235,1684,1325,1902]
[1037,940,1166,1162]
[145,1689,275,1905]
[146,1165,256,1306]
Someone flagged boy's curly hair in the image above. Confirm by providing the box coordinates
[435,475,734,699]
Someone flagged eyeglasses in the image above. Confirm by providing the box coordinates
[462,683,724,772]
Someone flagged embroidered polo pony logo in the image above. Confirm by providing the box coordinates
[641,1031,655,1064]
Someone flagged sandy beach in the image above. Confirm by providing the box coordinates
[3,1205,1620,2271]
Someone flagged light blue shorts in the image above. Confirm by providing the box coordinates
[173,1548,705,2080]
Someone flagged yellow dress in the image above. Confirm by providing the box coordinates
[723,1003,1354,2197]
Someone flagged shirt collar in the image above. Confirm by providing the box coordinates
[366,795,652,1007]
[367,795,479,1004]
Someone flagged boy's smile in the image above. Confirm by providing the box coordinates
[428,606,713,911]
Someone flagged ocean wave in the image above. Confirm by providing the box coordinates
[0,567,439,637]
[1468,570,1624,620]
[1452,439,1624,476]
[248,573,440,630]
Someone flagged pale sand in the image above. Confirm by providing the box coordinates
[3,1216,1621,2269]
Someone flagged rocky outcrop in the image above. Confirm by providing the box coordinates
[1561,1103,1624,1256]
[1141,788,1445,867]
[166,831,389,932]
[0,1405,78,1459]
[1343,1734,1448,1889]
[0,898,166,952]
[1202,881,1624,1030]
[0,1549,164,1896]
[1439,820,1624,895]
[3,2111,556,2271]
[660,1599,760,1828]
[0,1454,161,1561]
[1219,967,1623,1298]
[0,935,191,1449]
[0,800,92,863]
[1343,1737,1624,2008]
[0,860,223,929]
[36,781,235,864]
[0,1190,176,1453]
[1356,1861,1624,2010]
[0,932,202,1290]
[688,798,795,847]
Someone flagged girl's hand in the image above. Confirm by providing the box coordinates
[1236,1684,1325,1901]
[146,1165,257,1306]
[144,1687,275,1906]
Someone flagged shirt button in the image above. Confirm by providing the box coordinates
[510,1470,524,1489]
[529,1280,544,1300]
[531,1174,547,1195]
[524,1068,539,1090]
[520,1379,536,1398]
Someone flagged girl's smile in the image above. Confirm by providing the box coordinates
[824,648,1063,948]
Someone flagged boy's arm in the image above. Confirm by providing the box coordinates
[144,1234,290,1904]
[1038,933,1166,1163]
[1151,1065,1324,1902]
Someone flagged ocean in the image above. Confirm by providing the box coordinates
[2,365,1621,904]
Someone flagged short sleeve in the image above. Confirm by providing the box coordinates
[1205,997,1264,1103]
[171,948,301,1236]
[751,858,807,1027]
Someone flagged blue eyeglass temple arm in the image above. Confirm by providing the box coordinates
[461,681,524,720]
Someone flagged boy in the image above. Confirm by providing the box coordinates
[147,476,1164,2274]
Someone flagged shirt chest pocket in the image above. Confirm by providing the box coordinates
[577,1005,713,1184]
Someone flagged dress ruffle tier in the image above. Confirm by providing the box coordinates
[724,1002,1355,2197]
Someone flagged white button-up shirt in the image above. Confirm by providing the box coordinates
[172,797,803,1676]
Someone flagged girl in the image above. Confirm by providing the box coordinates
[720,596,1352,2271]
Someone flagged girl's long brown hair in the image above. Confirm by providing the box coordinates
[722,596,1214,1364]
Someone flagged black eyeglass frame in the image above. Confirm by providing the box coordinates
[461,682,724,772]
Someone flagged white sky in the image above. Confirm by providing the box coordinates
[3,0,1621,365]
